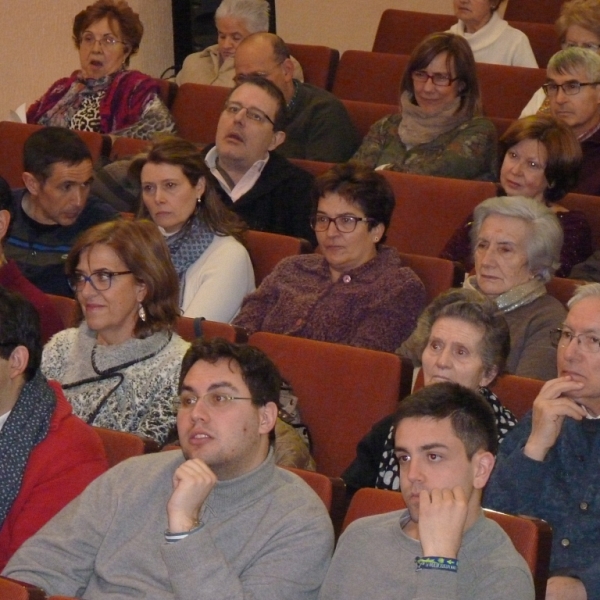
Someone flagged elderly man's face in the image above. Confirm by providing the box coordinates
[234,38,292,95]
[547,65,600,137]
[215,83,283,173]
[557,295,600,414]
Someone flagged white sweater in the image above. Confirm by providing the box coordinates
[449,12,538,68]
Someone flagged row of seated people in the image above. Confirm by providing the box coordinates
[0,286,596,597]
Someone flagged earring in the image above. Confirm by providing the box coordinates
[138,303,146,322]
[374,237,379,242]
[196,196,202,204]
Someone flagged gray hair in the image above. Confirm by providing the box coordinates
[548,46,600,81]
[471,196,563,283]
[568,282,600,307]
[215,0,269,33]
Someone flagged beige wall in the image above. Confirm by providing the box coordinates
[0,1,173,119]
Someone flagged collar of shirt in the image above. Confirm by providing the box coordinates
[0,410,11,432]
[205,147,270,202]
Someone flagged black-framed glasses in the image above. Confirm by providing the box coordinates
[411,70,458,87]
[222,101,275,126]
[68,270,133,292]
[80,33,126,49]
[310,214,376,233]
[561,41,600,53]
[542,81,600,96]
[550,328,600,353]
[173,392,253,411]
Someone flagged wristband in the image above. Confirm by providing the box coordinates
[415,556,458,573]
[164,519,203,543]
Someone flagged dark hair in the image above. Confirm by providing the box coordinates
[0,288,42,381]
[24,127,92,182]
[0,176,12,215]
[65,220,180,338]
[401,32,481,116]
[499,115,582,203]
[227,74,287,131]
[73,0,143,65]
[392,381,499,457]
[129,137,247,242]
[179,338,282,409]
[312,162,396,245]
[399,288,510,380]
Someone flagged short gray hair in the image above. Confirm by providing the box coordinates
[568,282,600,308]
[215,0,269,33]
[471,196,563,283]
[548,46,600,81]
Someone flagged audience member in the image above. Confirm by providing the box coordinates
[4,338,334,599]
[27,0,175,139]
[464,195,566,380]
[343,288,516,497]
[0,288,107,571]
[449,0,537,67]
[485,282,600,600]
[442,115,592,277]
[176,0,302,87]
[233,162,425,352]
[5,127,117,297]
[319,382,534,600]
[353,33,497,181]
[234,32,359,162]
[544,47,600,195]
[0,176,62,342]
[129,137,254,322]
[203,75,316,244]
[41,220,189,445]
[521,0,600,117]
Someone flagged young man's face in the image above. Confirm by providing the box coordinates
[394,416,493,524]
[176,358,276,480]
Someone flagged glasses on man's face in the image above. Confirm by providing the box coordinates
[562,41,600,53]
[80,32,126,49]
[542,81,600,96]
[411,70,458,87]
[173,392,253,411]
[68,270,133,292]
[222,101,275,126]
[310,214,375,233]
[550,328,600,353]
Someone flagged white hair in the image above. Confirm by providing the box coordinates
[215,0,269,33]
[568,282,600,308]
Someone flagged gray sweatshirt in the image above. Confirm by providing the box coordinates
[4,450,334,599]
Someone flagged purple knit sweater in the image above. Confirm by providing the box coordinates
[233,246,426,353]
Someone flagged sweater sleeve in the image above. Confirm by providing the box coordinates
[352,115,395,168]
[181,237,255,323]
[349,268,426,353]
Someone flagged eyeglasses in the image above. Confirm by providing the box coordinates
[80,33,127,49]
[174,392,253,411]
[411,70,458,87]
[550,328,600,353]
[68,270,133,292]
[222,101,275,126]
[310,214,376,233]
[562,41,600,53]
[542,81,600,96]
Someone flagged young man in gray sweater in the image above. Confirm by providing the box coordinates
[3,338,334,599]
[319,382,534,600]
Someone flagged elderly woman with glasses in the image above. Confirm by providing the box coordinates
[352,32,497,181]
[233,162,426,353]
[41,220,190,445]
[176,0,302,87]
[522,0,600,117]
[27,0,175,139]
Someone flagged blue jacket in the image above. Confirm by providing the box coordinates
[484,413,600,597]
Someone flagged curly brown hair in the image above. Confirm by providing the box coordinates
[66,220,180,339]
[73,0,143,65]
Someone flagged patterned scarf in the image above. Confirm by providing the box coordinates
[398,91,468,148]
[164,210,215,306]
[37,70,120,129]
[464,275,547,313]
[0,371,56,528]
